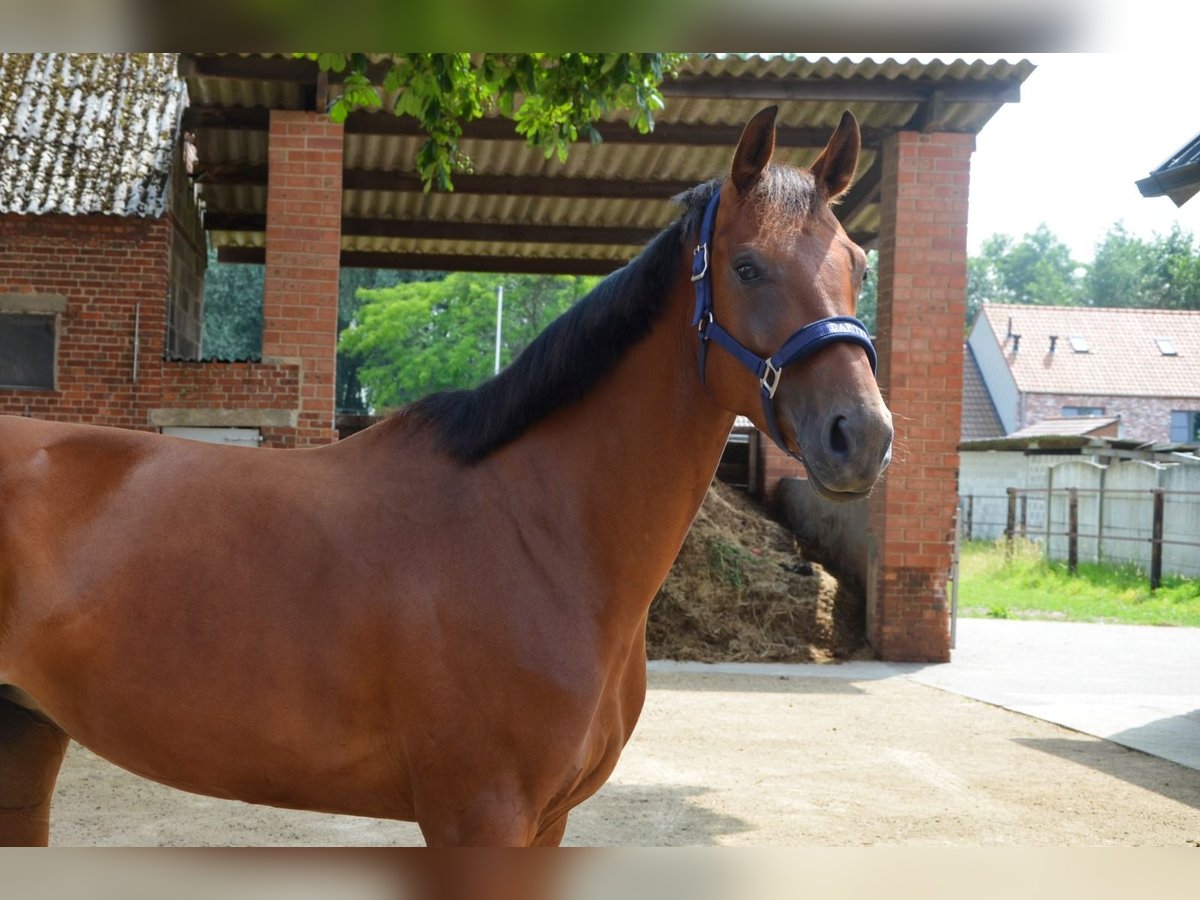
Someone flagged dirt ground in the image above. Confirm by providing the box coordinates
[49,669,1200,847]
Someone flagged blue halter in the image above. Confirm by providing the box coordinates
[690,186,878,460]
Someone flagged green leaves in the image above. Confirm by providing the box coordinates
[966,222,1200,331]
[298,52,683,191]
[1086,223,1200,311]
[338,272,598,411]
[967,225,1084,328]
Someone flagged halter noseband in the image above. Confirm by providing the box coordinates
[690,186,878,460]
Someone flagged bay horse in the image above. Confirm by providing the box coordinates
[0,107,891,846]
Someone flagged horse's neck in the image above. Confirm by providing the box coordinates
[504,272,736,615]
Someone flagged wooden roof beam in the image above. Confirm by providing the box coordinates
[217,245,625,275]
[837,155,883,227]
[205,213,659,247]
[195,163,696,200]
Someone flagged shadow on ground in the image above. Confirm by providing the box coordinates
[1015,735,1200,811]
[568,782,751,846]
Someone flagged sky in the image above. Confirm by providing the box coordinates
[966,52,1200,262]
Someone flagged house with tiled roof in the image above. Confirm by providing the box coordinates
[966,302,1200,445]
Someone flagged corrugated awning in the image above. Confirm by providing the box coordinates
[180,53,1035,274]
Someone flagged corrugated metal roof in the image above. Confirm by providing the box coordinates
[979,303,1200,399]
[179,53,1033,272]
[0,53,186,217]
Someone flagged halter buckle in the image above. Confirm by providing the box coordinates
[691,243,709,282]
[761,361,782,398]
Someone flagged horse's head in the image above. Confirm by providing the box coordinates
[697,106,893,501]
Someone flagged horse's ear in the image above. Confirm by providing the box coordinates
[810,110,861,200]
[731,106,778,194]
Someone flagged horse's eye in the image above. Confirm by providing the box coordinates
[735,263,759,282]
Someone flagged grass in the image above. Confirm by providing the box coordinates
[957,539,1200,627]
[707,537,753,590]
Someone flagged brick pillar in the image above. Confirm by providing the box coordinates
[866,131,974,662]
[758,440,807,501]
[263,110,343,447]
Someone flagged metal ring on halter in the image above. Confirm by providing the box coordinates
[760,361,782,399]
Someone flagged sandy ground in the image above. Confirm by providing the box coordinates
[47,669,1200,847]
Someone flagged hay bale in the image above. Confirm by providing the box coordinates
[646,481,867,662]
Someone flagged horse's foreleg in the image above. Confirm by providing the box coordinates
[531,811,569,847]
[0,698,70,846]
[418,801,571,847]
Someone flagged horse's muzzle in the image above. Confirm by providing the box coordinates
[802,402,893,501]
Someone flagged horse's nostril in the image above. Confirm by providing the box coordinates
[828,415,850,456]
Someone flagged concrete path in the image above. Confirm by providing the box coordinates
[652,617,1200,771]
[912,617,1200,771]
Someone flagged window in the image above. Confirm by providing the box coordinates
[0,294,66,390]
[1170,410,1200,443]
[1062,406,1105,417]
[1155,337,1178,356]
[1067,335,1089,353]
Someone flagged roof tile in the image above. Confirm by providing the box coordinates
[0,53,185,218]
[979,303,1200,399]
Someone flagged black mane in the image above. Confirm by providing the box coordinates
[404,180,720,464]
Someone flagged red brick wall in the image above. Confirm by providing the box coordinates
[0,213,170,428]
[1,212,301,444]
[1021,393,1196,443]
[159,361,302,449]
[758,439,807,501]
[867,131,974,662]
[262,110,343,447]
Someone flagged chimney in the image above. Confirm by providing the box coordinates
[1049,335,1058,353]
[1011,334,1021,354]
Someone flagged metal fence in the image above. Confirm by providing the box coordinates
[960,484,1200,587]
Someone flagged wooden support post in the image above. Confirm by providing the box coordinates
[1150,488,1165,591]
[1005,487,1017,561]
[965,495,974,542]
[1068,488,1079,575]
[1019,493,1028,539]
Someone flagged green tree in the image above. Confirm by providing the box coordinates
[1085,223,1200,310]
[201,247,264,360]
[201,249,444,410]
[340,272,598,411]
[966,224,1084,330]
[335,267,445,412]
[303,53,684,191]
[979,225,1083,307]
[856,249,877,335]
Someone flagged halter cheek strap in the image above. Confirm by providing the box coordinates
[690,186,878,460]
